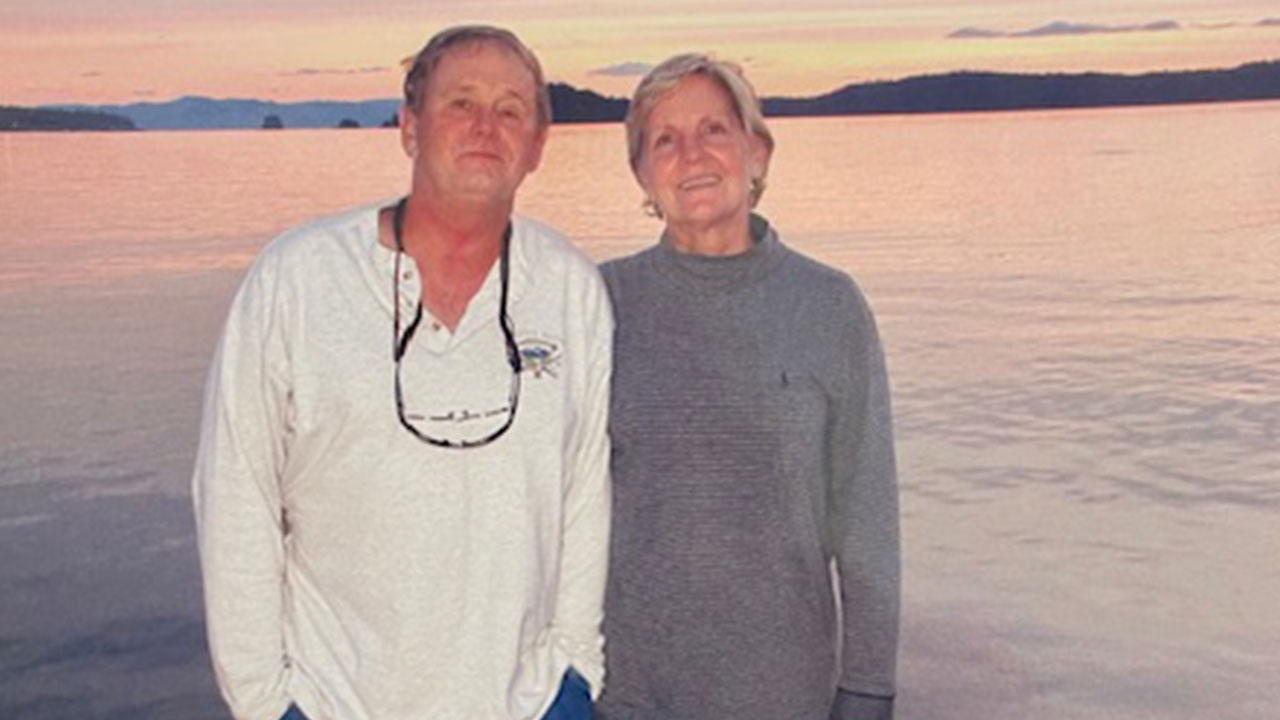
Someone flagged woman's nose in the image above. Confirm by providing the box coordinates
[678,136,706,162]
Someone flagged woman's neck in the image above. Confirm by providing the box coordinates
[666,215,754,257]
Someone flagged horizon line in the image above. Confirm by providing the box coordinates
[30,56,1280,109]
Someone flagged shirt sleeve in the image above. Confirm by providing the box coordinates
[192,247,295,720]
[549,268,614,699]
[828,283,900,707]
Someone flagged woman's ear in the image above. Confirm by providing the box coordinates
[748,132,771,180]
[634,166,662,218]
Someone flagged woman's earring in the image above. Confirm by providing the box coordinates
[642,196,663,219]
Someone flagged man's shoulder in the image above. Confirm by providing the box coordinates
[512,214,600,280]
[264,202,382,260]
[231,202,383,300]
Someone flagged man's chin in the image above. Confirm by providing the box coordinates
[449,179,521,207]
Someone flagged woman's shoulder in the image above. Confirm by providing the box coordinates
[599,244,661,286]
[601,243,660,269]
[764,240,885,354]
[774,242,870,307]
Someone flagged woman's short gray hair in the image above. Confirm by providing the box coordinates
[625,53,775,207]
[402,25,552,130]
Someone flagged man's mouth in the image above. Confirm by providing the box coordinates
[459,149,503,162]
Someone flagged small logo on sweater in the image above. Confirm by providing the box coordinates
[518,338,561,379]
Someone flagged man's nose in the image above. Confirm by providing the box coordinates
[470,107,497,135]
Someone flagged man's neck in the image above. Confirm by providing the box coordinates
[387,194,513,332]
[403,191,510,252]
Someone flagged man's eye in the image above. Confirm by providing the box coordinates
[652,134,672,148]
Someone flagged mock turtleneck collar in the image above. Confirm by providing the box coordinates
[653,214,785,295]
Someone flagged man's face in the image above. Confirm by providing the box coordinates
[401,41,546,210]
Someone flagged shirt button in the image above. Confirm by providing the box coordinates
[402,271,412,280]
[431,322,442,332]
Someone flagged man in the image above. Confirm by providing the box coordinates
[193,26,611,720]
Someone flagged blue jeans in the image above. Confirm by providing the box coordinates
[542,667,594,720]
[279,667,592,720]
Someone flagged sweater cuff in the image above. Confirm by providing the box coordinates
[830,688,894,720]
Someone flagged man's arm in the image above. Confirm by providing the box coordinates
[192,250,295,720]
[549,271,613,698]
[828,286,900,720]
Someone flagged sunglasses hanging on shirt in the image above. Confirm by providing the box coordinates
[390,197,522,448]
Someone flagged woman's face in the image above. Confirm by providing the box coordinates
[636,73,767,242]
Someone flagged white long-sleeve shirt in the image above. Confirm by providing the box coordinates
[193,203,612,720]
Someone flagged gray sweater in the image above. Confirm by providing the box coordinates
[597,216,899,720]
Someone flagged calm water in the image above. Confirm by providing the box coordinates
[1,103,1278,719]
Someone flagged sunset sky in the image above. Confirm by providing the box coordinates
[3,0,1279,106]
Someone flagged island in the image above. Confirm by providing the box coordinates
[1,106,136,132]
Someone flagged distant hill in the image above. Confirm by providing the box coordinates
[48,96,403,131]
[36,59,1280,131]
[765,60,1280,115]
[1,105,135,131]
[548,82,627,122]
[45,84,624,130]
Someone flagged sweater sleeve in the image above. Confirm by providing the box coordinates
[828,284,900,710]
[549,270,614,699]
[830,687,895,720]
[192,249,295,720]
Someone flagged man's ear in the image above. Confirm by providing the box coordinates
[526,125,549,173]
[399,105,418,159]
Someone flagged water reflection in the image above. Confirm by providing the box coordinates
[2,103,1278,718]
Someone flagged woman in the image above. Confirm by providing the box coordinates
[597,55,900,720]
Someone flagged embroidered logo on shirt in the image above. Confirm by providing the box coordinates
[518,338,561,379]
